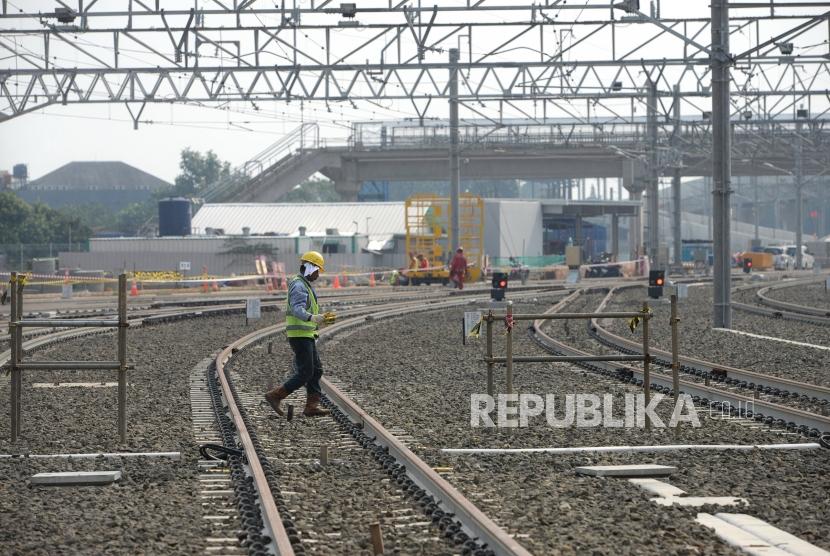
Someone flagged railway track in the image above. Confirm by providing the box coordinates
[731,278,830,325]
[531,288,830,443]
[2,287,559,555]
[212,290,565,555]
[11,281,827,554]
[590,285,830,407]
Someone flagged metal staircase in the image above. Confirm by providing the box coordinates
[203,123,321,202]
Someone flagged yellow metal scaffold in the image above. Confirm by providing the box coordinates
[405,195,484,284]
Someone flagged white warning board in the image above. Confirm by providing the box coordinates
[61,284,72,299]
[463,311,482,338]
[246,298,261,320]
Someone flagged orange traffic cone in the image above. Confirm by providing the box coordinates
[332,275,341,289]
[369,272,376,287]
[130,279,139,297]
[281,278,288,291]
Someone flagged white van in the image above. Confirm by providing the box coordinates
[783,245,815,269]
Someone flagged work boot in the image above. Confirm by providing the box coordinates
[264,386,289,416]
[303,393,331,417]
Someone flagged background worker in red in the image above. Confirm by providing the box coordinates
[418,253,429,269]
[264,251,334,417]
[449,247,468,290]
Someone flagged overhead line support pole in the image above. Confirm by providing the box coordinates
[795,119,804,270]
[646,79,659,269]
[711,0,732,329]
[449,48,460,257]
[672,84,683,270]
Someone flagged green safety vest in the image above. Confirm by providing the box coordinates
[285,275,320,339]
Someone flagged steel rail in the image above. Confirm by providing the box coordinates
[317,298,536,556]
[2,290,525,555]
[531,290,830,437]
[218,291,555,556]
[755,278,830,319]
[731,300,830,326]
[214,332,296,556]
[589,285,830,403]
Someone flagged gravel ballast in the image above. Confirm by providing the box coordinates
[231,293,830,555]
[605,284,830,387]
[763,280,830,310]
[229,333,465,555]
[1,312,276,555]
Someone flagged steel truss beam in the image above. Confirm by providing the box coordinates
[1,3,829,121]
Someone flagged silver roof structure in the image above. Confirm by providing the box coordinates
[192,202,407,240]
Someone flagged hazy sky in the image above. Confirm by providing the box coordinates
[1,1,828,184]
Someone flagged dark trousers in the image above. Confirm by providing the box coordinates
[283,337,323,396]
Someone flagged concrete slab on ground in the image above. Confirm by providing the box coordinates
[31,471,122,486]
[697,513,830,556]
[653,496,746,507]
[575,464,677,477]
[628,478,687,497]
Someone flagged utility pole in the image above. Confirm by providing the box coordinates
[795,119,804,269]
[711,0,732,328]
[752,173,759,242]
[647,80,660,268]
[449,48,461,255]
[672,84,682,270]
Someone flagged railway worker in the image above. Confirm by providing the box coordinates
[449,247,468,290]
[409,252,418,271]
[264,250,334,418]
[418,253,429,269]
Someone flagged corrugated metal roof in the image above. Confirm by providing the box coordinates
[192,202,407,239]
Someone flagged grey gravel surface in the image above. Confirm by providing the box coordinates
[229,338,461,555]
[556,289,828,414]
[0,313,275,555]
[764,280,830,309]
[302,294,830,554]
[0,457,203,555]
[605,285,830,388]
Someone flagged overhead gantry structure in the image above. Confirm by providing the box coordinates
[2,0,829,328]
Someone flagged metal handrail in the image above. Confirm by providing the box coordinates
[203,122,320,201]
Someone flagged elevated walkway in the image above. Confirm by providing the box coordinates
[205,118,830,203]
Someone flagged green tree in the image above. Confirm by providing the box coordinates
[57,203,118,233]
[0,191,90,244]
[282,178,341,202]
[0,191,35,243]
[173,148,231,196]
[116,202,157,236]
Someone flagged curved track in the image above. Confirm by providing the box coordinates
[530,288,830,443]
[590,285,830,405]
[3,286,559,555]
[737,278,830,323]
[213,289,564,555]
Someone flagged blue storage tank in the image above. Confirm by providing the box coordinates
[158,198,192,236]
[12,163,28,179]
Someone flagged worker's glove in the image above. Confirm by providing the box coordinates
[311,314,325,324]
[323,311,336,324]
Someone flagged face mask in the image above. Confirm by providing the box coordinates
[303,263,320,277]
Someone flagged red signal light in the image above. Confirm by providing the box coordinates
[498,279,507,288]
[746,261,752,267]
[655,278,664,286]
